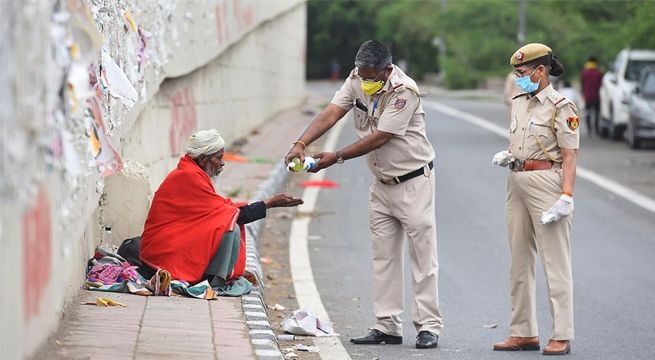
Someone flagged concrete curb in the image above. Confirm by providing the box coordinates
[243,163,290,360]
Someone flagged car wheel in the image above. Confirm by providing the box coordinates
[609,106,624,140]
[626,122,642,149]
[598,104,611,138]
[609,124,624,140]
[598,118,609,138]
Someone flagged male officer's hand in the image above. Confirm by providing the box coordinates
[540,194,574,224]
[309,152,337,173]
[285,144,305,165]
[492,150,515,167]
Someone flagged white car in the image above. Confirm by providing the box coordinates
[599,49,655,139]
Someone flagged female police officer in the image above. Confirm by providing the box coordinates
[491,43,579,356]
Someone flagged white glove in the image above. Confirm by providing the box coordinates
[492,150,515,167]
[540,194,574,224]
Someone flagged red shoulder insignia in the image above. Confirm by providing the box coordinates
[567,117,579,131]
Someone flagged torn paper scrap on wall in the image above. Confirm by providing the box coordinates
[86,96,123,177]
[66,0,104,111]
[100,49,138,107]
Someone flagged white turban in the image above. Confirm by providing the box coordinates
[185,129,225,158]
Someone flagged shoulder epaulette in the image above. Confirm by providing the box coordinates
[547,91,570,109]
[512,93,528,99]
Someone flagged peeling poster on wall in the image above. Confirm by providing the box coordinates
[86,96,123,177]
[100,49,138,107]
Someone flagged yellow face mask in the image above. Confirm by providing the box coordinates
[361,80,385,96]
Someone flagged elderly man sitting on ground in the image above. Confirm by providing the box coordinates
[139,129,303,289]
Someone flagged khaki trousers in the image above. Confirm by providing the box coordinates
[368,169,443,336]
[506,169,574,340]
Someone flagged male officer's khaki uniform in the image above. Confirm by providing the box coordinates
[507,74,580,339]
[331,65,443,336]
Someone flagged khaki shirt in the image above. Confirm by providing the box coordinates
[509,84,580,162]
[330,65,435,179]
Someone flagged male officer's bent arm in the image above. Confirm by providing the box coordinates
[310,130,394,172]
[560,148,577,194]
[285,103,348,164]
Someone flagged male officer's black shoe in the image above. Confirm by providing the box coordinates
[415,331,439,349]
[350,329,402,345]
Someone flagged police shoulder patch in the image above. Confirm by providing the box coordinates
[567,116,579,131]
[394,98,407,110]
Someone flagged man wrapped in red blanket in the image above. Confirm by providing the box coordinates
[140,129,303,286]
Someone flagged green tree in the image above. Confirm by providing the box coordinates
[306,0,655,88]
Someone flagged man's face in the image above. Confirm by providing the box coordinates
[356,65,390,82]
[200,149,225,178]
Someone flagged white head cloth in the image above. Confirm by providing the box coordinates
[185,129,225,158]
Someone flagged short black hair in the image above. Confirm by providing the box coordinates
[354,40,392,71]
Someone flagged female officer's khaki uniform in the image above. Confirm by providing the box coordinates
[506,77,580,340]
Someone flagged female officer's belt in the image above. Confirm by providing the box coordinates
[509,159,554,172]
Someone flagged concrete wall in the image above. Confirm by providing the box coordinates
[0,0,306,358]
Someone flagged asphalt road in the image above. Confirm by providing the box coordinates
[305,82,655,360]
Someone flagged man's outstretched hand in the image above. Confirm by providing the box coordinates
[265,194,304,208]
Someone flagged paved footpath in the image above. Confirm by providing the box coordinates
[34,94,321,360]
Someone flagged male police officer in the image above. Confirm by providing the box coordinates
[285,40,442,349]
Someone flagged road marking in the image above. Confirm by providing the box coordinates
[423,100,655,214]
[289,118,352,360]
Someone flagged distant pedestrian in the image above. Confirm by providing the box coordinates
[492,43,580,356]
[329,58,341,82]
[286,40,442,349]
[580,56,603,136]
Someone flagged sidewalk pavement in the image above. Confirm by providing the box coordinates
[34,95,321,360]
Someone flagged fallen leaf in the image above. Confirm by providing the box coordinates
[271,303,286,311]
[82,297,126,307]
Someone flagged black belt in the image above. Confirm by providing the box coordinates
[379,161,434,185]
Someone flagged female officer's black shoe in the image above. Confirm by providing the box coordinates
[416,331,439,348]
[350,329,402,345]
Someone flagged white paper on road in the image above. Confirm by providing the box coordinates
[281,308,337,337]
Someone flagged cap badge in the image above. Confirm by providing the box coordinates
[515,51,524,61]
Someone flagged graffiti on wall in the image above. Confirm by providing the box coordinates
[169,87,197,156]
[22,186,51,321]
[214,0,255,46]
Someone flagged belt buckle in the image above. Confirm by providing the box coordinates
[510,159,524,172]
[393,177,401,184]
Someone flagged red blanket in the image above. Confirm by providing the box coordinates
[140,155,246,283]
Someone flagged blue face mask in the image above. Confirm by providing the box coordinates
[514,67,540,93]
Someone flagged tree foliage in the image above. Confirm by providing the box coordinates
[306,0,655,88]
